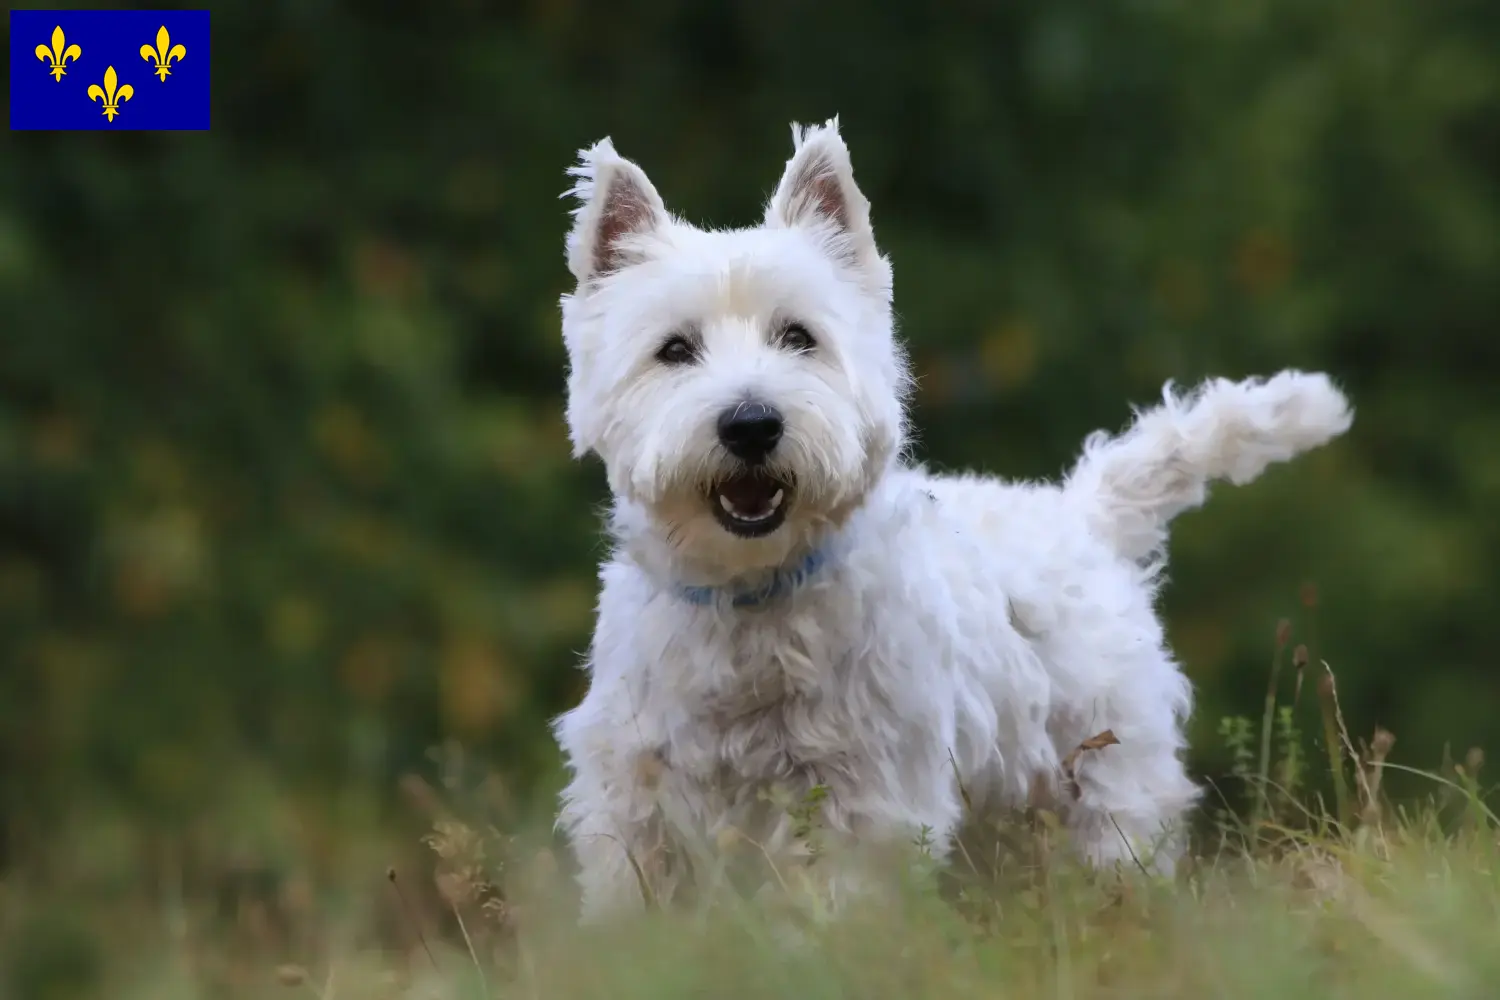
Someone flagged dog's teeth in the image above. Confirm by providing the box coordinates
[717,488,785,524]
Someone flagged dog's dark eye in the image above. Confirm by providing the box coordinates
[656,335,698,366]
[779,323,816,353]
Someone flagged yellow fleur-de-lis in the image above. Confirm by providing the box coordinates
[87,66,134,123]
[34,25,82,82]
[139,25,186,81]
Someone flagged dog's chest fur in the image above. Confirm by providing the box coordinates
[674,610,863,789]
[649,585,964,848]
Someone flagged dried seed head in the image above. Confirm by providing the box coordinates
[480,895,510,926]
[275,965,308,987]
[1292,644,1309,669]
[1275,618,1292,650]
[1300,582,1319,609]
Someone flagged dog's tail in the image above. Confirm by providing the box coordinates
[1064,370,1353,565]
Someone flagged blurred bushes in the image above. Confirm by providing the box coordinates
[1,0,1497,848]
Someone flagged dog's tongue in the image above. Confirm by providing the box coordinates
[720,474,776,516]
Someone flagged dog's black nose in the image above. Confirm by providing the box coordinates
[717,402,784,463]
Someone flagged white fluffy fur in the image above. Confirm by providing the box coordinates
[552,118,1354,920]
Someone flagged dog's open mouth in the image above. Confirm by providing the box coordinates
[710,470,791,537]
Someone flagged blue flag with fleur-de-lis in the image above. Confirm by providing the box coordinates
[10,9,210,130]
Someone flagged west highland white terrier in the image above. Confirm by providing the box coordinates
[551,118,1353,920]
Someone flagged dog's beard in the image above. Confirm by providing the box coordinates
[652,456,805,542]
[609,414,897,581]
[628,452,864,580]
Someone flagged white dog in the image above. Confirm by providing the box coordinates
[551,118,1352,920]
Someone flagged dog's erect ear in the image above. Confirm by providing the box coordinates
[765,117,882,274]
[563,138,668,284]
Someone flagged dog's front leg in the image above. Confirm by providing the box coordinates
[564,808,681,922]
[556,742,699,921]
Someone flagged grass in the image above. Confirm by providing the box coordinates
[3,614,1497,1000]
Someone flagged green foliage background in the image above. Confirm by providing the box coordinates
[2,0,1498,862]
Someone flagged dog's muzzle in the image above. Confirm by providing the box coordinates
[710,401,792,537]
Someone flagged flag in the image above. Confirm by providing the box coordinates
[10,10,210,130]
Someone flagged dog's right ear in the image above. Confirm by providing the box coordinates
[563,138,668,284]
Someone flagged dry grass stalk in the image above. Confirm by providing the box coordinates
[1315,662,1353,830]
[386,867,439,972]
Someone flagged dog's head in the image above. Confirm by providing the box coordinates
[559,118,909,577]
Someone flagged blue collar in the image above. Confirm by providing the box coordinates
[678,546,831,609]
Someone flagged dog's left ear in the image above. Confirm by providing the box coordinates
[765,117,885,282]
[563,138,669,284]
